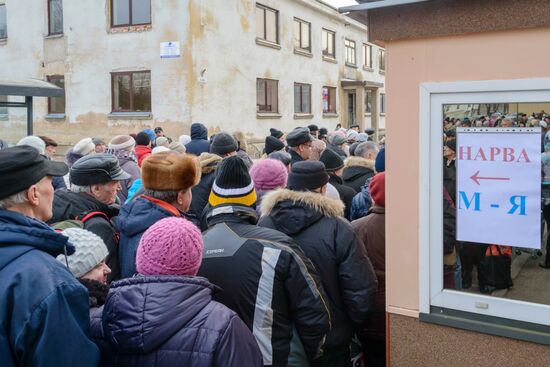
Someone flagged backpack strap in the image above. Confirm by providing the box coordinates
[77,211,110,224]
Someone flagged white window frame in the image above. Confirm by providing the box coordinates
[419,77,550,326]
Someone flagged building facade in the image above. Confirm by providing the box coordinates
[0,0,385,146]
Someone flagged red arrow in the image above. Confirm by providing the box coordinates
[470,170,511,185]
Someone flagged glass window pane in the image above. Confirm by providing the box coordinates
[132,72,151,111]
[113,0,130,26]
[131,0,151,25]
[322,30,327,54]
[293,20,300,49]
[380,93,385,113]
[48,76,65,114]
[49,0,63,34]
[294,84,301,113]
[301,22,309,49]
[265,9,277,43]
[256,79,265,112]
[267,80,277,112]
[302,85,311,113]
[255,6,264,38]
[329,88,336,113]
[322,87,329,113]
[328,32,334,56]
[0,5,7,39]
[365,90,372,113]
[113,74,131,111]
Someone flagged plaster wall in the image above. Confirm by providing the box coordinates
[385,26,550,315]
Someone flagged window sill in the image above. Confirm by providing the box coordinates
[294,113,313,120]
[45,113,66,119]
[108,112,152,120]
[44,33,64,40]
[257,112,282,119]
[323,113,338,118]
[380,113,386,116]
[364,113,372,116]
[322,55,337,64]
[109,24,152,34]
[294,48,313,58]
[363,66,374,72]
[345,63,358,69]
[255,38,281,50]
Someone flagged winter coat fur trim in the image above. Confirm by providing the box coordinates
[344,156,376,171]
[198,153,222,174]
[261,188,345,218]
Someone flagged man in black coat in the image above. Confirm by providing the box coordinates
[286,127,313,166]
[49,154,130,280]
[198,157,330,367]
[320,149,357,220]
[343,141,379,192]
[259,161,378,367]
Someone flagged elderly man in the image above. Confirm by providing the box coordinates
[287,127,313,166]
[343,141,379,192]
[0,146,99,366]
[117,152,200,278]
[49,153,130,280]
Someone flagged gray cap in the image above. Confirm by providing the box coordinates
[286,127,312,147]
[70,153,130,186]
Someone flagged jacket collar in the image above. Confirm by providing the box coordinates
[140,195,181,217]
[289,149,304,162]
[205,204,258,227]
[344,156,376,171]
[261,188,344,218]
[328,174,343,185]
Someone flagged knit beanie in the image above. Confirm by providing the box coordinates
[135,132,151,146]
[136,217,203,276]
[169,141,186,153]
[265,135,285,155]
[152,146,171,154]
[369,172,385,207]
[346,129,359,142]
[375,147,385,173]
[357,133,369,143]
[209,156,257,207]
[155,136,169,147]
[179,134,191,146]
[142,152,201,191]
[287,161,330,191]
[210,132,238,156]
[73,138,96,156]
[270,128,284,139]
[108,135,135,151]
[17,136,46,155]
[56,228,109,278]
[250,159,288,191]
[320,148,344,172]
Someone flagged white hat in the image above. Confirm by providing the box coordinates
[17,136,46,155]
[108,135,136,151]
[179,134,191,146]
[155,136,169,147]
[56,228,109,278]
[346,129,359,141]
[152,146,171,154]
[541,121,548,128]
[73,138,96,156]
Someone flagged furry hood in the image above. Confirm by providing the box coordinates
[344,156,376,171]
[198,152,222,174]
[261,188,344,218]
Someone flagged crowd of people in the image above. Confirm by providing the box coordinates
[0,122,387,367]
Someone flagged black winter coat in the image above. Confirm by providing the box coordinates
[342,156,376,193]
[49,190,121,280]
[328,174,357,220]
[92,276,263,367]
[189,170,216,219]
[259,189,378,355]
[289,149,304,167]
[198,204,330,367]
[185,123,210,156]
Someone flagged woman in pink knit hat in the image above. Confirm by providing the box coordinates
[249,158,288,216]
[92,217,262,367]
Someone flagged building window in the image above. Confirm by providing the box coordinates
[255,3,278,44]
[111,0,151,28]
[379,49,386,71]
[256,78,278,113]
[322,28,335,58]
[365,90,372,113]
[0,4,7,39]
[345,39,356,65]
[294,83,311,114]
[293,18,311,52]
[47,75,65,114]
[0,95,7,116]
[380,93,386,114]
[322,86,336,114]
[111,71,151,112]
[363,44,372,69]
[48,0,63,35]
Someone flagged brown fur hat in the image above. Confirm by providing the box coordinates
[142,152,201,191]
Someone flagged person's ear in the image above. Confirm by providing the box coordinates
[26,186,39,206]
[320,185,327,194]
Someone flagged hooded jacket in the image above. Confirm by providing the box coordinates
[50,189,121,280]
[116,196,184,278]
[0,210,99,367]
[198,204,330,367]
[92,276,263,367]
[342,156,376,193]
[185,123,210,156]
[259,189,378,354]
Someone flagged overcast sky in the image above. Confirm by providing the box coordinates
[323,0,358,8]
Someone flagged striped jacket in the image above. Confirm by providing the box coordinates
[198,204,330,367]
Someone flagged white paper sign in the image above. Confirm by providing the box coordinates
[160,41,180,58]
[456,128,541,248]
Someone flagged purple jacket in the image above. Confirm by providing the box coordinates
[92,275,262,367]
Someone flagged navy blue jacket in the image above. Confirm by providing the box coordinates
[116,197,180,278]
[92,275,263,367]
[0,210,99,367]
[185,123,210,156]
